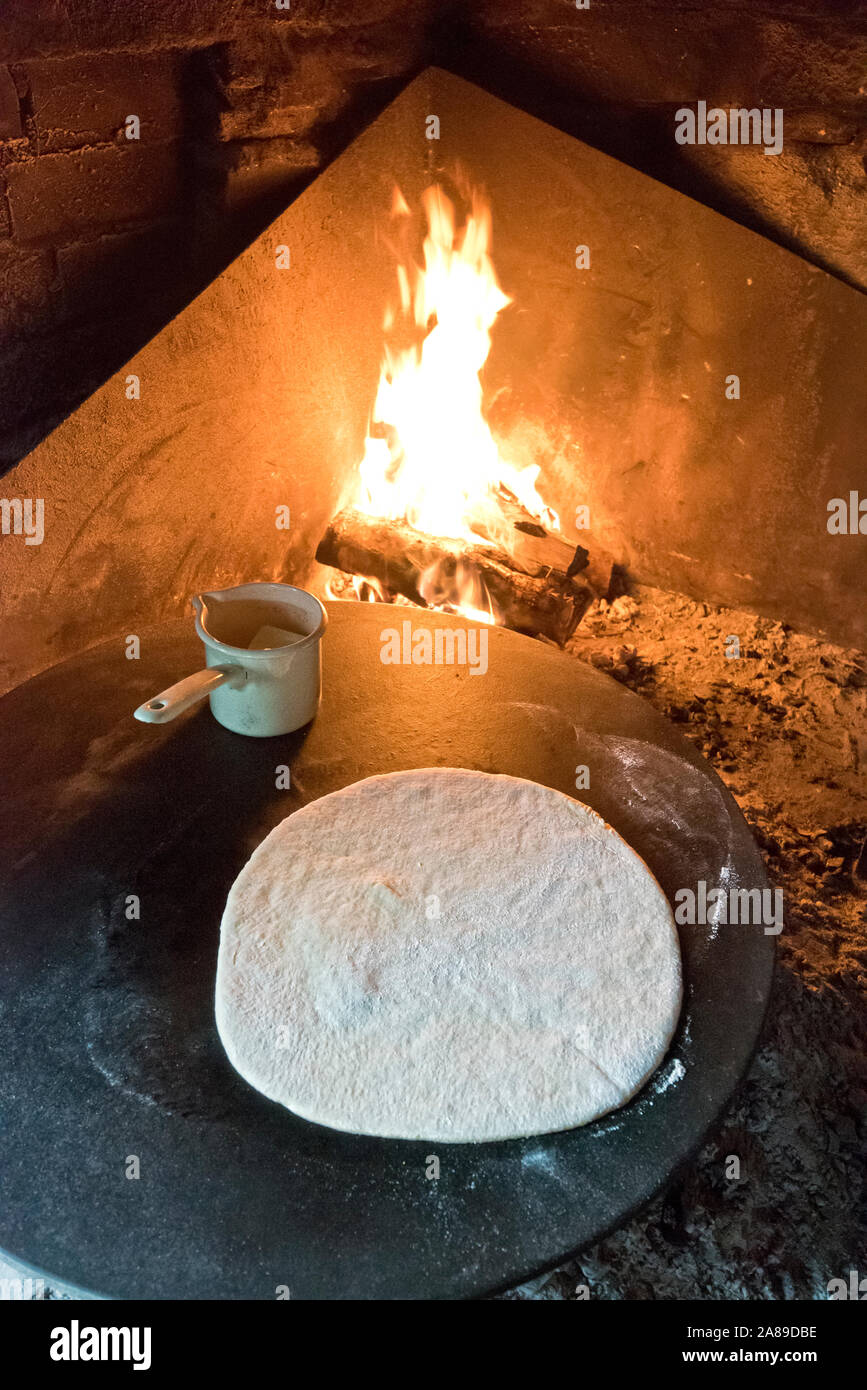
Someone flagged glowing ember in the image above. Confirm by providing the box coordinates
[349,184,559,621]
[324,573,384,604]
[418,557,496,626]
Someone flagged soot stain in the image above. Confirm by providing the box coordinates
[83,872,250,1123]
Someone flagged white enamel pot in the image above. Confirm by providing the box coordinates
[134,582,327,737]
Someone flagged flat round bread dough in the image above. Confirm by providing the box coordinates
[216,768,682,1142]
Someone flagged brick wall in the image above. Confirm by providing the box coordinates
[0,0,439,471]
[0,0,864,474]
[447,1,867,293]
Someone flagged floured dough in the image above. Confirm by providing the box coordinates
[216,768,682,1142]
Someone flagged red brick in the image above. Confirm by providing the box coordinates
[220,46,349,142]
[468,3,867,108]
[223,138,320,213]
[0,2,228,61]
[785,111,860,145]
[55,221,183,321]
[219,22,425,144]
[220,100,323,142]
[283,1,437,34]
[26,50,184,153]
[316,20,429,80]
[0,243,58,334]
[0,0,436,60]
[5,142,183,244]
[0,66,24,141]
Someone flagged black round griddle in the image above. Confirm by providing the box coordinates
[0,603,774,1299]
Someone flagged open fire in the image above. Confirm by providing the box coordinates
[319,184,602,639]
[357,186,558,542]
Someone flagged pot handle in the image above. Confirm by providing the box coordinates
[134,664,244,724]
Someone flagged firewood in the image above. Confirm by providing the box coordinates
[471,488,618,598]
[315,508,595,646]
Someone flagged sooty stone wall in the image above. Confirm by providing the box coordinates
[0,0,864,475]
[0,0,439,473]
[446,1,867,293]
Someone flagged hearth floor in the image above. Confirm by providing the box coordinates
[500,584,866,1299]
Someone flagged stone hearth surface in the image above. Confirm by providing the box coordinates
[3,581,863,1301]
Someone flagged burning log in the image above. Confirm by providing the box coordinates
[316,507,595,646]
[314,187,620,646]
[471,488,619,599]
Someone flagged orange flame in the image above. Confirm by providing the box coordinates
[418,557,496,626]
[351,184,558,621]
